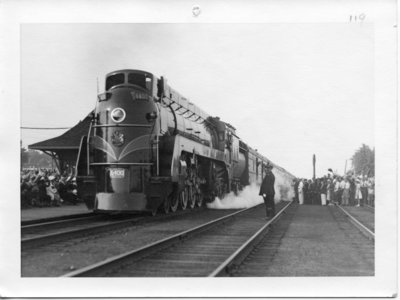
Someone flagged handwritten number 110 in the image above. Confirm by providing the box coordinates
[350,14,366,22]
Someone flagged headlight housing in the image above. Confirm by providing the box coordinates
[110,108,126,123]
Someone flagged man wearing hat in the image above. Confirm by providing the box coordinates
[47,175,62,206]
[259,162,276,219]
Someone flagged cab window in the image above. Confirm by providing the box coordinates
[128,73,152,91]
[106,73,125,90]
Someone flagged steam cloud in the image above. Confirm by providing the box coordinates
[273,167,295,202]
[206,183,263,209]
[207,169,295,210]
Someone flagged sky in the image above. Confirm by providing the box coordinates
[21,23,374,178]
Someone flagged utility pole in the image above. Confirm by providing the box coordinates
[313,154,316,180]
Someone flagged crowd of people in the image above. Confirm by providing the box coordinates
[293,174,375,207]
[20,168,80,208]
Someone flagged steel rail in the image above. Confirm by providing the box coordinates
[208,200,293,277]
[21,212,95,227]
[22,216,144,250]
[364,204,375,211]
[22,207,207,250]
[62,204,262,277]
[336,205,375,240]
[22,215,102,234]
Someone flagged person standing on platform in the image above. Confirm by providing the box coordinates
[313,179,319,204]
[298,179,304,205]
[47,175,61,206]
[342,177,350,206]
[367,178,374,206]
[310,179,315,204]
[308,179,314,204]
[361,176,368,206]
[259,162,276,219]
[355,178,362,207]
[304,179,310,204]
[293,179,299,203]
[314,178,321,205]
[349,176,356,206]
[38,177,50,207]
[332,177,337,203]
[339,177,346,205]
[305,180,310,204]
[326,178,333,205]
[320,177,327,205]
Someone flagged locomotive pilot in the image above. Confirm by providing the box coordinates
[259,162,276,219]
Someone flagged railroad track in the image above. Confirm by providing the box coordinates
[21,206,208,251]
[22,214,105,235]
[22,206,246,277]
[231,203,298,276]
[21,212,95,226]
[329,205,374,275]
[21,215,143,250]
[336,205,374,239]
[364,204,375,211]
[62,201,293,277]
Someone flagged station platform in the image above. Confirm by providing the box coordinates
[263,204,374,276]
[21,203,90,222]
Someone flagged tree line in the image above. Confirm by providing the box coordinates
[21,142,53,169]
[351,144,374,177]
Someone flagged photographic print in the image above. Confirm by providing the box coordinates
[1,0,397,298]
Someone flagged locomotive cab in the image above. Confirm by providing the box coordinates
[105,71,154,92]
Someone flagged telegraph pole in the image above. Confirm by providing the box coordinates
[313,154,316,180]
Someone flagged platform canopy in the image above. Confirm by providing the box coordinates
[28,113,92,173]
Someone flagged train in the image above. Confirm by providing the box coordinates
[76,69,295,214]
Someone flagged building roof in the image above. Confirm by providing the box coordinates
[29,114,92,151]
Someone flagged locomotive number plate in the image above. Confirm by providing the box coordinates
[110,168,125,179]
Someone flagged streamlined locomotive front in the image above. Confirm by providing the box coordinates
[87,70,160,212]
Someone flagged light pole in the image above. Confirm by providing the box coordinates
[313,154,316,180]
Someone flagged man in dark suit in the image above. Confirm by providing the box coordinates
[293,179,299,203]
[259,162,275,218]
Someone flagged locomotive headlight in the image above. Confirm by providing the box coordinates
[111,108,126,123]
[146,111,158,122]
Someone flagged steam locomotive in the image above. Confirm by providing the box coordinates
[76,69,294,214]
